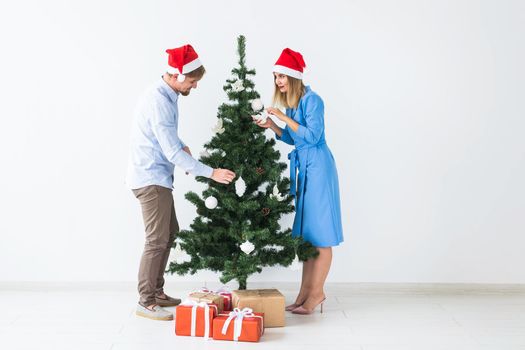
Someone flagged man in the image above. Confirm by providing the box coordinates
[126,44,235,321]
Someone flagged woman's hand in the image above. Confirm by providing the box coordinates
[266,107,286,121]
[253,116,276,129]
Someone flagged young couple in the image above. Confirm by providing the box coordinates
[126,45,343,320]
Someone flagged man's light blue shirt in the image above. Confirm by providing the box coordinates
[126,78,213,190]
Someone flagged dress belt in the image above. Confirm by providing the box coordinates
[288,141,326,196]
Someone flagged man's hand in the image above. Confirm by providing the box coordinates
[211,168,236,184]
[183,146,192,175]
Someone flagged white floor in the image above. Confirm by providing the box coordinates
[1,282,525,350]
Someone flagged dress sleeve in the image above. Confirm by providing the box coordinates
[293,94,325,145]
[276,125,295,145]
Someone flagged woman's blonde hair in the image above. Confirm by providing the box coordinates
[272,75,305,109]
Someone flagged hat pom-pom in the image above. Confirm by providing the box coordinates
[177,74,186,82]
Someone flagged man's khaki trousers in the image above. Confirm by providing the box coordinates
[132,185,179,306]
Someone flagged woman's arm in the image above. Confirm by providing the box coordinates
[253,116,281,135]
[267,107,299,133]
[253,115,295,145]
[268,96,324,145]
[269,122,283,137]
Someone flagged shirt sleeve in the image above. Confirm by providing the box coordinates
[276,126,295,145]
[150,100,213,178]
[293,94,325,145]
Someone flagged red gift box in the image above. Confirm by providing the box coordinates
[175,300,218,340]
[212,308,264,342]
[216,287,233,312]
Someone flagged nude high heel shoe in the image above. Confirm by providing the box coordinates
[285,302,304,311]
[291,297,326,315]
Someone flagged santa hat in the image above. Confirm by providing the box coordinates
[273,48,306,80]
[165,45,202,82]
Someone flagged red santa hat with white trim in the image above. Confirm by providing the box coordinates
[273,48,306,80]
[165,45,203,82]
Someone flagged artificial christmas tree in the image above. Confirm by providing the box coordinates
[168,35,317,290]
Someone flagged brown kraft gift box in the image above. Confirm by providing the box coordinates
[188,291,224,314]
[231,289,285,327]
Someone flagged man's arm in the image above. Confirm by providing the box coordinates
[150,101,213,177]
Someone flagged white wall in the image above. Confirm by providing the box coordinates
[0,0,524,284]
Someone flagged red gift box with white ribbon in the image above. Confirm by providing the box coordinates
[212,307,264,342]
[175,299,218,340]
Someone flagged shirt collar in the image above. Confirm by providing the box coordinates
[158,77,179,103]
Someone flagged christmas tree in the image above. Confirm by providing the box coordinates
[168,35,317,290]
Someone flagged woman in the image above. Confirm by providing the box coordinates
[254,48,344,315]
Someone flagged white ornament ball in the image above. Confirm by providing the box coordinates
[205,196,218,209]
[251,99,264,112]
[254,110,268,124]
[240,240,255,254]
[252,113,267,125]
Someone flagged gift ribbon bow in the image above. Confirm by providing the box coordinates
[221,307,264,341]
[180,299,217,340]
[197,287,232,303]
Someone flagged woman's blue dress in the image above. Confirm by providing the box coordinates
[276,86,344,247]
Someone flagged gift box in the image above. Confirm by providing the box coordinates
[232,289,285,327]
[216,287,233,312]
[175,300,218,339]
[189,291,224,314]
[197,287,233,312]
[212,308,264,342]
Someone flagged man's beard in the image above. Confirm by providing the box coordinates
[180,90,190,96]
